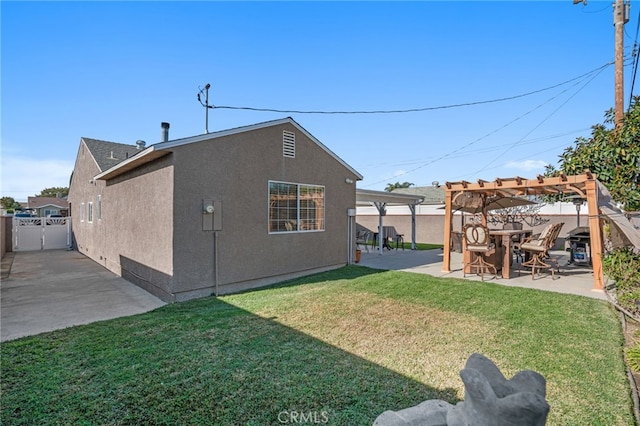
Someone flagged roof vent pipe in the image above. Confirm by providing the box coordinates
[161,122,170,142]
[136,140,146,150]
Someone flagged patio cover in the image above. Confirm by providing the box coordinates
[356,189,424,252]
[442,172,606,290]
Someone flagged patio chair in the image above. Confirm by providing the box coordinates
[356,230,372,252]
[462,223,498,281]
[518,222,564,280]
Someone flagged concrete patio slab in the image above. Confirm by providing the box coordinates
[357,247,606,300]
[1,250,166,342]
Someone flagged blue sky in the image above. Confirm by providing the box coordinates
[2,1,636,200]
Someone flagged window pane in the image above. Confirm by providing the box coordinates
[269,182,297,232]
[300,185,324,231]
[88,202,93,223]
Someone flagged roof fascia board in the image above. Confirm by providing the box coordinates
[93,146,162,180]
[80,138,103,173]
[289,120,364,181]
[92,117,362,181]
[152,118,364,180]
[33,204,67,209]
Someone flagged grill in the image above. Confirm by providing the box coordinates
[568,226,591,265]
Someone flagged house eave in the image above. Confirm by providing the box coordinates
[153,117,364,181]
[94,147,170,181]
[92,117,362,182]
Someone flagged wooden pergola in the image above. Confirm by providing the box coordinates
[442,172,605,290]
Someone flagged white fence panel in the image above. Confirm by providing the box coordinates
[13,217,72,252]
[43,217,71,250]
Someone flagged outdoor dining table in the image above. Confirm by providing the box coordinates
[462,229,532,279]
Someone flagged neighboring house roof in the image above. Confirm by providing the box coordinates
[92,117,363,181]
[392,186,445,205]
[82,138,141,172]
[27,196,69,209]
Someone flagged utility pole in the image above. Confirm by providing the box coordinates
[576,0,630,128]
[613,0,625,129]
[614,0,629,128]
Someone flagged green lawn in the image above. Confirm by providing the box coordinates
[1,266,633,425]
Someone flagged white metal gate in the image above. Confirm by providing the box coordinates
[13,217,72,252]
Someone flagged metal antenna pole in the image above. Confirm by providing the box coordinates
[205,83,211,134]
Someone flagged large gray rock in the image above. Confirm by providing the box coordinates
[374,400,454,426]
[374,353,549,426]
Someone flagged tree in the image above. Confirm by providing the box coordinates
[0,196,21,211]
[545,97,640,211]
[384,181,414,192]
[547,98,640,318]
[36,187,69,198]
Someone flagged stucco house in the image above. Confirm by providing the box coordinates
[27,196,69,217]
[68,118,362,302]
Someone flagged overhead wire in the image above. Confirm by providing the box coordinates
[209,63,613,115]
[360,64,610,188]
[466,65,608,179]
[356,128,590,169]
[628,9,640,105]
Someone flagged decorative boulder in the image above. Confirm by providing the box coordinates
[374,353,549,426]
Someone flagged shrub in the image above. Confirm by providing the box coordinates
[602,247,640,316]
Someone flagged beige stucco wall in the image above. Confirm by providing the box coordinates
[170,122,359,300]
[69,141,174,299]
[69,122,358,302]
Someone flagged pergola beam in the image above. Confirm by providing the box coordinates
[443,172,605,290]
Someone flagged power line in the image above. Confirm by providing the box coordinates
[361,66,606,188]
[629,10,640,104]
[467,65,607,178]
[207,63,613,115]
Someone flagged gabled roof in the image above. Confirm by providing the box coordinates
[82,138,141,172]
[94,117,363,181]
[27,196,69,209]
[392,186,445,205]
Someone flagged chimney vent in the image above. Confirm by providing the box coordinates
[136,140,146,150]
[161,122,170,142]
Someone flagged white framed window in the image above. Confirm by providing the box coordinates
[87,202,93,223]
[97,195,102,221]
[80,203,85,222]
[268,181,324,233]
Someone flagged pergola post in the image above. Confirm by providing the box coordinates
[442,190,453,272]
[409,203,417,250]
[374,201,386,255]
[585,179,605,289]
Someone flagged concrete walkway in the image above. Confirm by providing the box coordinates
[358,247,607,300]
[1,250,165,342]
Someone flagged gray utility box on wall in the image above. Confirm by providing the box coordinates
[202,199,222,231]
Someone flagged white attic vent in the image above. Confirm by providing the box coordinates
[283,131,295,158]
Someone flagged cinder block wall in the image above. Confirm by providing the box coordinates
[356,214,583,248]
